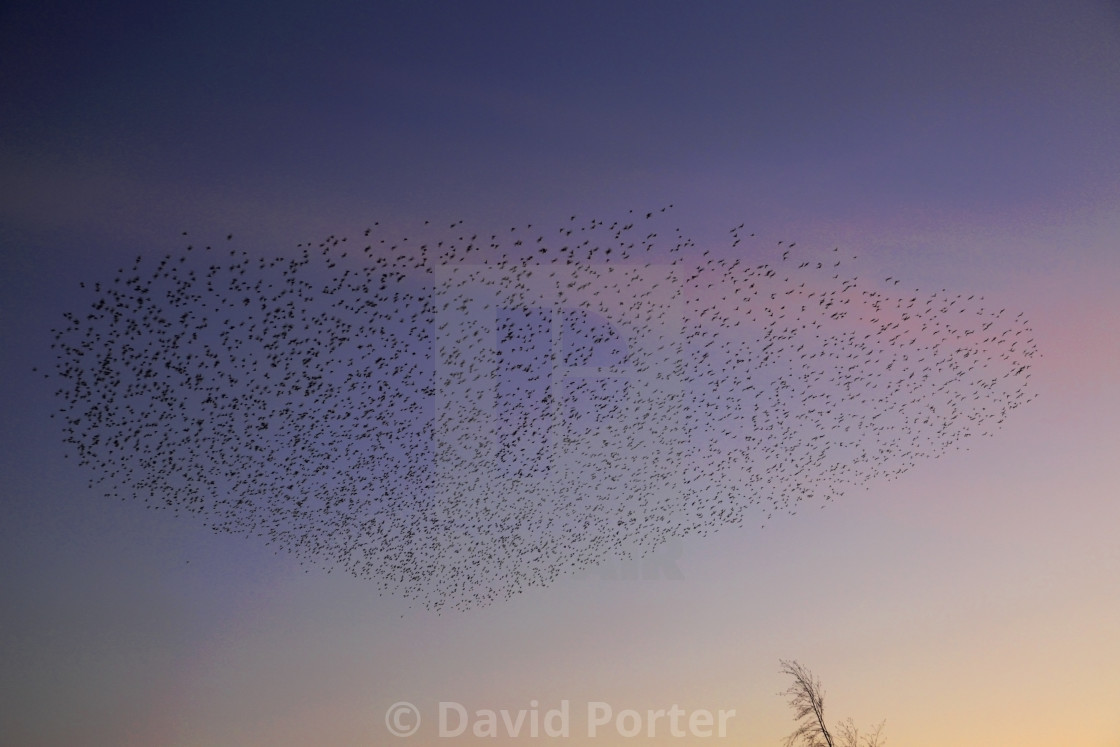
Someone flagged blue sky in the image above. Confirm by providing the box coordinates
[2,1,1119,745]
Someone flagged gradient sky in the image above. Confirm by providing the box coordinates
[2,1,1119,745]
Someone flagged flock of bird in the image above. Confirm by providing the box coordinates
[47,208,1037,611]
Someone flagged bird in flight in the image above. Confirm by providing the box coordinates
[47,207,1038,611]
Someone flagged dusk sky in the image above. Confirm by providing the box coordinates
[2,1,1120,746]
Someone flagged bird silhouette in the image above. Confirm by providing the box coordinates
[46,207,1038,612]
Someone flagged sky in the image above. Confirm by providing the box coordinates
[2,1,1119,745]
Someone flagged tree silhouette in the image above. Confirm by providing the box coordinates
[837,717,886,747]
[779,660,885,747]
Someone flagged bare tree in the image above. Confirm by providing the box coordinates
[837,716,887,747]
[779,659,833,747]
[779,660,885,747]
